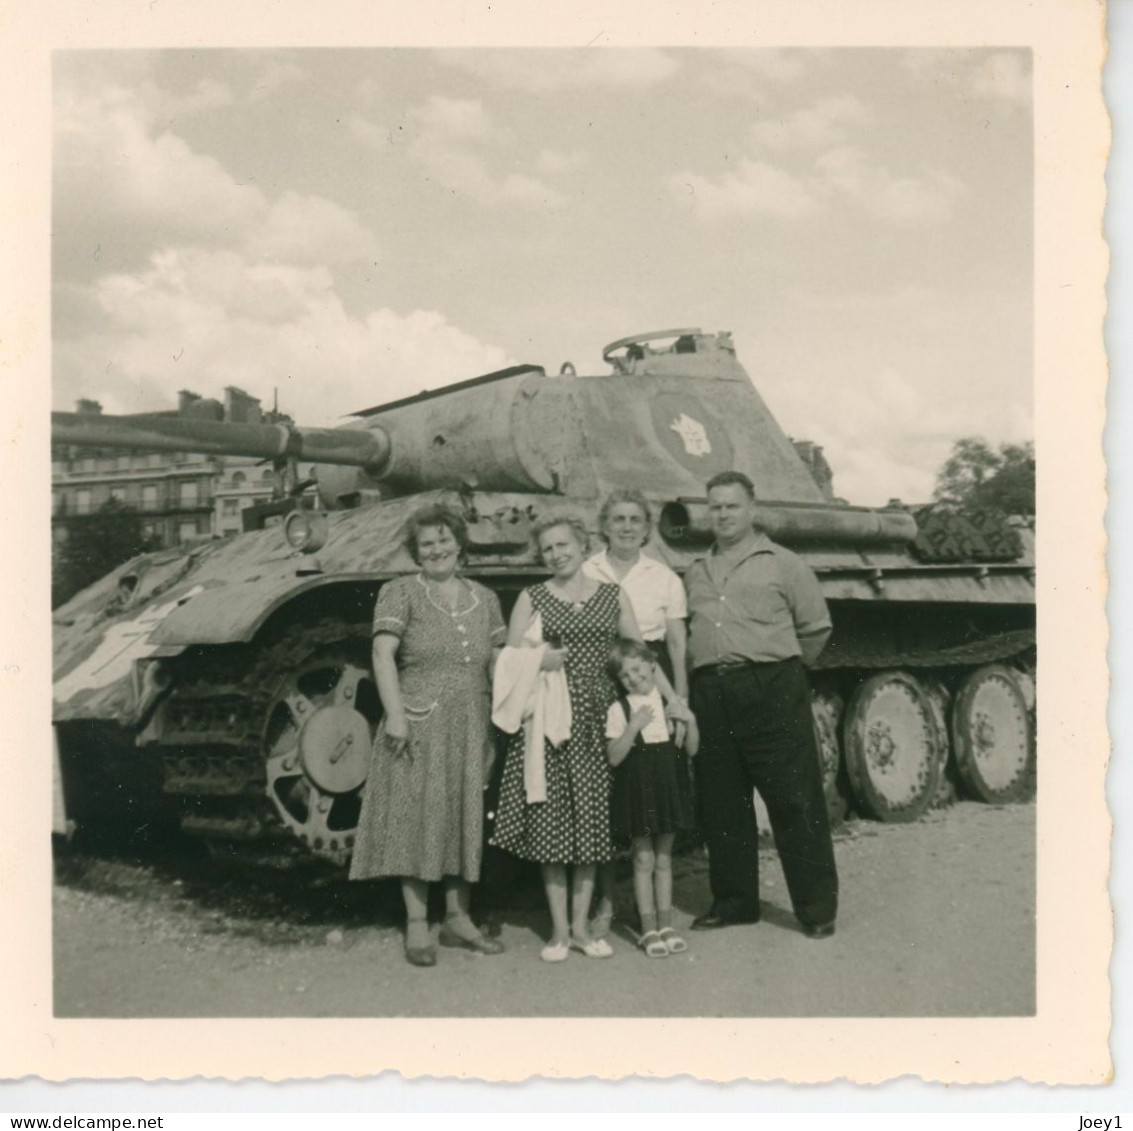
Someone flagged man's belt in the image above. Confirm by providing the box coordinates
[695,656,797,678]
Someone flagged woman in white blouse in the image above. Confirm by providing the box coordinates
[583,488,688,698]
[583,488,690,936]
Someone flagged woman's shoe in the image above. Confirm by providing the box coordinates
[405,919,437,967]
[657,927,687,955]
[570,935,614,959]
[405,942,437,967]
[439,922,506,955]
[639,930,669,959]
[540,940,570,963]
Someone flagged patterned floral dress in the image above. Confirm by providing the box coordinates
[349,574,505,884]
[491,581,622,865]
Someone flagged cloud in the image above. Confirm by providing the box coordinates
[51,57,416,431]
[54,248,513,425]
[673,144,965,226]
[898,48,966,82]
[348,113,396,150]
[54,70,378,274]
[498,172,565,206]
[672,87,962,227]
[713,48,813,84]
[900,48,1031,109]
[435,48,679,91]
[246,192,379,265]
[162,78,235,118]
[750,95,872,151]
[970,51,1031,105]
[536,147,589,175]
[413,95,495,139]
[55,88,264,245]
[402,96,565,208]
[670,160,819,221]
[248,57,307,100]
[769,363,985,504]
[814,146,966,224]
[356,76,382,105]
[755,280,1031,505]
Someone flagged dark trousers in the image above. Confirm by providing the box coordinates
[692,658,838,928]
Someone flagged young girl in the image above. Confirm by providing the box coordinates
[605,639,699,958]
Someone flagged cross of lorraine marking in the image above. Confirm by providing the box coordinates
[670,413,712,457]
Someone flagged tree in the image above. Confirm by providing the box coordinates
[932,437,1035,515]
[53,499,158,608]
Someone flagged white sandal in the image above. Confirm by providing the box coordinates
[570,935,614,959]
[540,940,570,963]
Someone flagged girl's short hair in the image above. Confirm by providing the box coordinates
[532,510,591,556]
[605,638,657,682]
[404,504,469,565]
[597,488,653,543]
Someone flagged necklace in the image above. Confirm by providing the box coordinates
[422,575,464,613]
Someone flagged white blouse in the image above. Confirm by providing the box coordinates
[583,550,687,642]
[605,686,671,746]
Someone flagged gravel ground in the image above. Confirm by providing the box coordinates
[53,800,1035,1018]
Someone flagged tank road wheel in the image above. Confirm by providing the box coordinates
[810,688,847,824]
[842,671,946,822]
[262,650,382,860]
[952,664,1035,803]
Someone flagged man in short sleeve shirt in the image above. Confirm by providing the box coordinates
[685,471,839,938]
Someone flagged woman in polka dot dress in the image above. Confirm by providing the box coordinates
[491,512,651,962]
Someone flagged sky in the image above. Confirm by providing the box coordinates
[52,47,1032,505]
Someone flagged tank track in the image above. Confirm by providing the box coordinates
[812,627,1035,672]
[143,614,1035,858]
[143,615,373,861]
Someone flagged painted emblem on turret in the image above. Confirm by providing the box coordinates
[669,413,712,457]
[650,392,733,477]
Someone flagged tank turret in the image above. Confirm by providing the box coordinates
[52,329,1034,862]
[52,330,916,541]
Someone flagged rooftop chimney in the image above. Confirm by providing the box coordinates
[224,386,263,425]
[178,389,202,413]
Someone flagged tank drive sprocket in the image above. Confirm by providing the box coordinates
[149,615,379,860]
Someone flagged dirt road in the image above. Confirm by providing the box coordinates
[53,801,1034,1018]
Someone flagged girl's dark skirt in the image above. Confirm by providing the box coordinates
[611,737,695,845]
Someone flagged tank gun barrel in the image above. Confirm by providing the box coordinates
[659,498,919,547]
[51,411,390,471]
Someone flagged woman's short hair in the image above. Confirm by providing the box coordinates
[606,638,657,682]
[597,488,653,543]
[404,504,469,565]
[532,510,591,556]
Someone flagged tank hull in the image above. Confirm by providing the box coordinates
[52,329,1035,858]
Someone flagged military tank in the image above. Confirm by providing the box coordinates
[52,328,1035,862]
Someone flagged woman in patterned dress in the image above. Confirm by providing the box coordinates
[490,512,648,962]
[349,504,507,967]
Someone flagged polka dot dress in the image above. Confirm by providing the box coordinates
[491,581,622,865]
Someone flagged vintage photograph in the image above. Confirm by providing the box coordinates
[48,46,1038,1023]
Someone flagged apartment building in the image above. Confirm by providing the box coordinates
[52,387,289,549]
